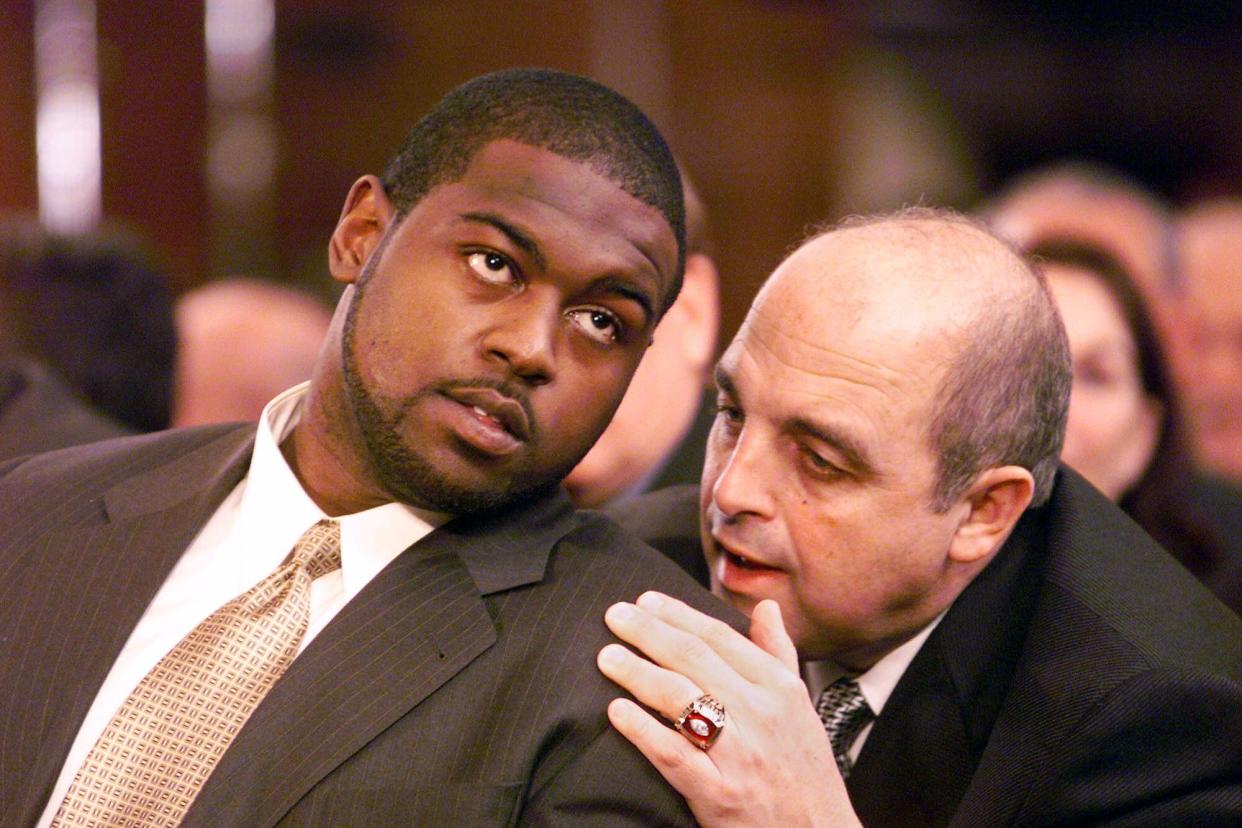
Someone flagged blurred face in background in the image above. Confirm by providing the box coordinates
[1046,262,1161,500]
[1178,203,1242,483]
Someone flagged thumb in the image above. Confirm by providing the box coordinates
[749,599,799,672]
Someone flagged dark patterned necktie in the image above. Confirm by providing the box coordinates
[52,519,342,828]
[816,676,874,779]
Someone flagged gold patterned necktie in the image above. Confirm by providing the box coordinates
[816,676,874,780]
[52,519,343,828]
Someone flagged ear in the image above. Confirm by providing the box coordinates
[661,252,721,368]
[947,465,1035,568]
[328,175,396,286]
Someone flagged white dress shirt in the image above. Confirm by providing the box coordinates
[803,612,945,764]
[38,382,449,826]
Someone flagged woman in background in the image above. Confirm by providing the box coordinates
[1029,237,1242,614]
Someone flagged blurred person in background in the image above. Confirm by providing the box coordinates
[1030,237,1242,614]
[173,278,333,427]
[1175,199,1242,486]
[981,161,1196,389]
[0,216,177,435]
[982,160,1179,299]
[565,170,720,509]
[0,354,130,462]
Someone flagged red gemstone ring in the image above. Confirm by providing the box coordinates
[674,694,726,750]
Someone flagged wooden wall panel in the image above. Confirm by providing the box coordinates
[98,0,208,291]
[0,0,37,214]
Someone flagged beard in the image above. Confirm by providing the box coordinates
[340,260,574,515]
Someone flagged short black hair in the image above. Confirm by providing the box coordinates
[380,68,686,311]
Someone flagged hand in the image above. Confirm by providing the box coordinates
[598,592,861,828]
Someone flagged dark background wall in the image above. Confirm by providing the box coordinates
[2,0,1240,346]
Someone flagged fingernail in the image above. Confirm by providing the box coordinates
[598,644,624,666]
[609,602,636,622]
[637,592,664,610]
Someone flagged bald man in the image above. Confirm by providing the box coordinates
[600,208,1242,826]
[172,278,333,427]
[1177,200,1242,484]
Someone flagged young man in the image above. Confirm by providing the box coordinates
[1,68,733,827]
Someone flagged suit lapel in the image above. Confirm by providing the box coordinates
[184,490,578,826]
[846,507,1047,828]
[5,426,255,825]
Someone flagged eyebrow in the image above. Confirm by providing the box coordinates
[714,363,874,477]
[460,211,548,271]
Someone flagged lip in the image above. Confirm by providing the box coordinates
[711,534,783,574]
[442,387,533,442]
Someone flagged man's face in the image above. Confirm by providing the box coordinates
[1047,263,1160,501]
[341,140,678,513]
[699,230,969,670]
[1182,209,1242,482]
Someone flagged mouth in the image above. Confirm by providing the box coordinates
[439,386,533,457]
[713,536,782,573]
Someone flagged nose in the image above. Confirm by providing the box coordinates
[706,420,776,521]
[480,291,558,385]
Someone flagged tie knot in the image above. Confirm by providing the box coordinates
[290,519,342,580]
[816,676,873,778]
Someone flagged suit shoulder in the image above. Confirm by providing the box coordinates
[556,506,742,630]
[604,484,708,584]
[1040,469,1242,675]
[0,424,250,510]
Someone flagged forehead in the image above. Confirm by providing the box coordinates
[1046,265,1130,335]
[1183,213,1242,320]
[413,140,678,300]
[722,230,957,443]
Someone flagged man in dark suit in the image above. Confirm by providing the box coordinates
[597,208,1242,826]
[0,68,733,826]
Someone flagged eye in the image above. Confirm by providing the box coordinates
[567,307,622,344]
[714,400,743,429]
[799,446,843,478]
[467,251,517,286]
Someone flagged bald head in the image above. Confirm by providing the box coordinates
[983,162,1176,300]
[173,278,333,426]
[753,208,1070,505]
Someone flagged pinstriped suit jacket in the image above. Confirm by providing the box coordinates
[0,424,735,826]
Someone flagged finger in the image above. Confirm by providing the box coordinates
[597,642,704,721]
[748,599,800,673]
[604,602,749,699]
[606,698,724,795]
[633,591,790,685]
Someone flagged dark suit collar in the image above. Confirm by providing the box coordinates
[846,480,1050,827]
[102,423,256,521]
[440,486,578,594]
[89,428,581,825]
[185,485,579,825]
[102,424,576,596]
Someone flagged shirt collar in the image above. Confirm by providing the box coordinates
[803,611,946,717]
[234,382,451,597]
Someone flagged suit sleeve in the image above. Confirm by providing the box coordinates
[517,722,697,827]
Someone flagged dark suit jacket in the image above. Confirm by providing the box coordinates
[0,356,131,462]
[611,470,1242,826]
[0,424,739,827]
